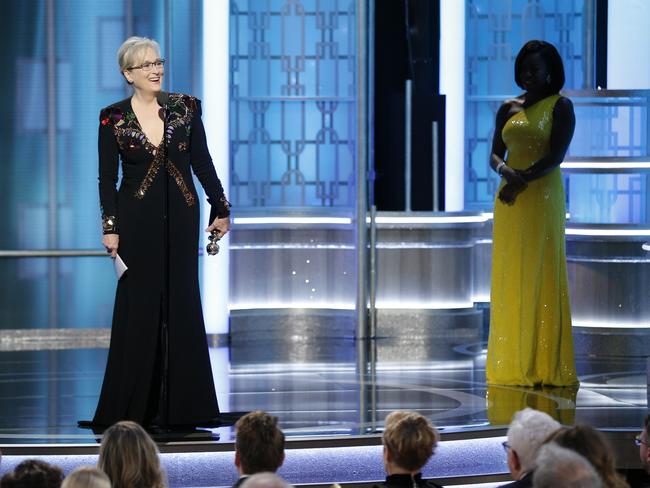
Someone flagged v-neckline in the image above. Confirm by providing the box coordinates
[129,97,164,148]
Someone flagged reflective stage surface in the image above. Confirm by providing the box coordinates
[1,335,646,443]
[0,332,647,486]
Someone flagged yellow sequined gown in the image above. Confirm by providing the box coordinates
[486,94,579,387]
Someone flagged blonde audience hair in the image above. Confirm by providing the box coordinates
[98,420,165,488]
[117,36,161,74]
[61,466,111,488]
[382,410,440,472]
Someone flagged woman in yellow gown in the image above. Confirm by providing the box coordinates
[486,40,579,387]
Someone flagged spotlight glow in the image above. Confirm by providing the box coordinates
[233,217,352,225]
[373,215,487,224]
[229,301,475,311]
[439,0,465,211]
[566,228,650,237]
[229,302,356,311]
[561,161,650,170]
[573,320,650,329]
[376,301,474,310]
[201,0,230,335]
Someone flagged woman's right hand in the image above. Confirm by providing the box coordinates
[103,234,119,258]
[500,165,526,186]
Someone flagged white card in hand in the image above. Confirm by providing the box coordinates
[113,253,128,280]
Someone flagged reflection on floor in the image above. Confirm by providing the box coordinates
[0,336,646,486]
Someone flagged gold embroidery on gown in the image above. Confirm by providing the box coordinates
[486,94,579,387]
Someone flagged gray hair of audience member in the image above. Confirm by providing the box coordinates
[61,466,111,488]
[507,408,561,472]
[239,472,291,488]
[532,443,603,488]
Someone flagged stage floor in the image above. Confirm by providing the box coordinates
[0,334,647,486]
[1,337,647,445]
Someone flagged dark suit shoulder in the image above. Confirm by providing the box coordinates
[499,472,533,488]
[374,478,443,488]
[232,477,248,488]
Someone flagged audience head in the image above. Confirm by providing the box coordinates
[61,467,111,488]
[640,414,650,473]
[235,411,285,475]
[547,424,628,488]
[532,443,602,488]
[505,408,561,479]
[98,420,165,488]
[382,410,439,474]
[0,459,64,488]
[239,472,290,488]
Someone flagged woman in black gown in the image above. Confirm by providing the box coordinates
[93,36,230,428]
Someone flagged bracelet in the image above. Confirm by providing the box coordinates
[496,162,506,175]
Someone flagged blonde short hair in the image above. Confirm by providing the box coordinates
[382,411,439,472]
[62,466,111,488]
[98,420,165,488]
[117,36,161,72]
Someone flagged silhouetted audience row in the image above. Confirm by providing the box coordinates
[1,410,649,488]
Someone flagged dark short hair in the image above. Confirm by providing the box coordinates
[1,459,64,488]
[235,411,285,474]
[514,40,565,93]
[645,413,650,436]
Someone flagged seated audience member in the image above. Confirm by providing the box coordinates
[61,467,111,488]
[499,408,561,487]
[532,443,602,488]
[233,411,285,488]
[546,424,629,488]
[98,420,165,488]
[0,459,64,488]
[375,410,442,488]
[240,473,291,488]
[631,414,650,488]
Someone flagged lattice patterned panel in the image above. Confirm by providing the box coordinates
[465,0,587,210]
[230,0,356,208]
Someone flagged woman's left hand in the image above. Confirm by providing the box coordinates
[498,181,526,205]
[206,217,230,238]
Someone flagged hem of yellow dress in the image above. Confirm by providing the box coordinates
[486,379,580,388]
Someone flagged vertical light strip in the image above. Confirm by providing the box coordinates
[201,1,230,335]
[46,0,58,328]
[607,0,650,88]
[356,0,369,341]
[439,0,465,211]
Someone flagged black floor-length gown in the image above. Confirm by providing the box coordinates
[93,93,230,427]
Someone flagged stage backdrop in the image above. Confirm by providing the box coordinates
[0,0,203,330]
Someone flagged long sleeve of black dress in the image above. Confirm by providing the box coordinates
[98,110,121,234]
[190,100,230,223]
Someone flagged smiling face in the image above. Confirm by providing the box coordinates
[518,52,550,94]
[122,47,164,95]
